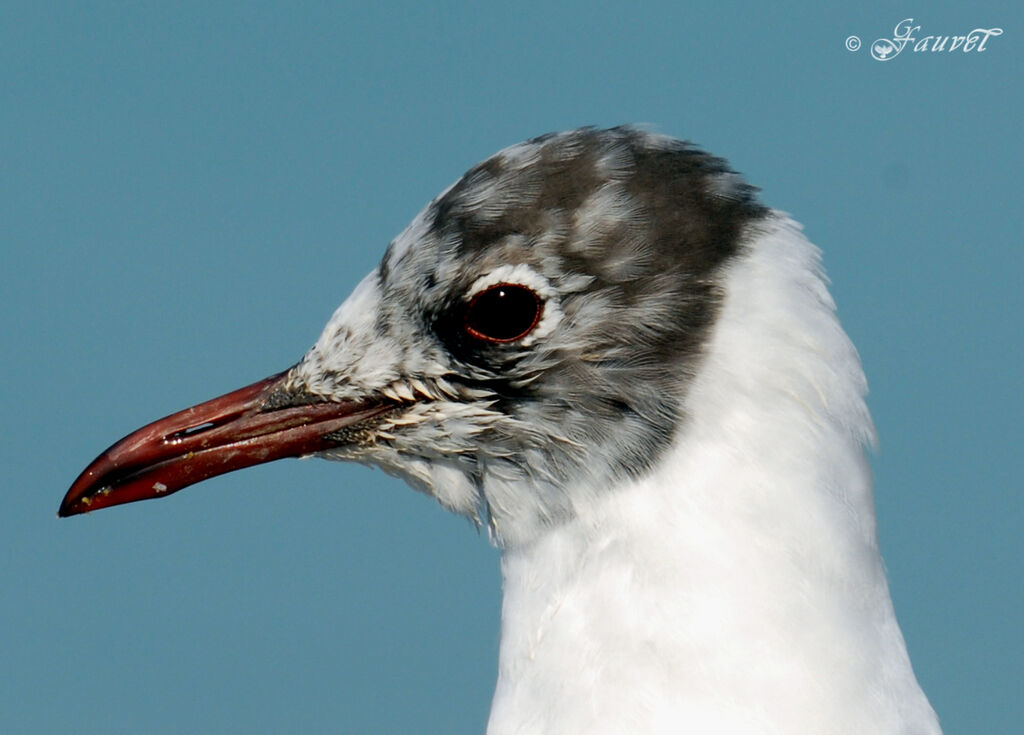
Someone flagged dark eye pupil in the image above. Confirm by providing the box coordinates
[465,284,542,343]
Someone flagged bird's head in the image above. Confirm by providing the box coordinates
[61,127,766,546]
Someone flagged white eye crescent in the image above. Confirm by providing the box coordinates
[464,265,562,346]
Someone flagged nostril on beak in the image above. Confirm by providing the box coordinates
[166,421,218,442]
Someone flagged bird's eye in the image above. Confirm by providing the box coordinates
[464,284,543,343]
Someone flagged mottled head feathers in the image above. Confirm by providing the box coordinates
[290,127,768,545]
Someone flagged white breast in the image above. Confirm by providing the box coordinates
[485,214,942,735]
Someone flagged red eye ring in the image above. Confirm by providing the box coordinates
[464,283,543,344]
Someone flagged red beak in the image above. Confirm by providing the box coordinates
[59,370,392,517]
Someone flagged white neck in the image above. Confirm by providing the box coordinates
[486,216,941,735]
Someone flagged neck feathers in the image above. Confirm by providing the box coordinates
[487,214,941,734]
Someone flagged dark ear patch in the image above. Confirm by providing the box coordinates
[623,140,766,280]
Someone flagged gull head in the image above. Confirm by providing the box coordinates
[61,127,766,547]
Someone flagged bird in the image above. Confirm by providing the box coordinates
[62,126,942,734]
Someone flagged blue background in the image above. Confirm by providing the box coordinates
[2,2,1020,732]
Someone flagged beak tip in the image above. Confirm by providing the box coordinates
[57,494,82,518]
